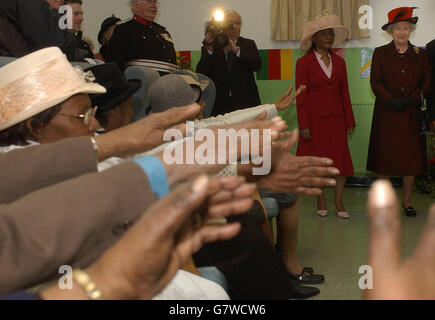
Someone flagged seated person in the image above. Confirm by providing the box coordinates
[149,74,305,125]
[0,49,262,299]
[146,73,340,299]
[45,0,64,10]
[0,16,30,57]
[65,0,93,61]
[0,47,300,300]
[1,154,254,299]
[258,190,325,285]
[94,16,120,62]
[85,63,140,132]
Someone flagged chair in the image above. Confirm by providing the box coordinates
[261,197,280,244]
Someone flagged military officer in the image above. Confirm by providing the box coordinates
[106,0,177,74]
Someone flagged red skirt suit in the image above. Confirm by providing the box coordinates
[296,49,356,176]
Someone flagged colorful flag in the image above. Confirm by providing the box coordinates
[257,49,293,80]
[176,51,192,70]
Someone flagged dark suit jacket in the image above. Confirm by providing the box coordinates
[0,16,30,57]
[0,0,79,61]
[295,49,355,129]
[427,40,435,120]
[0,137,156,294]
[196,36,261,116]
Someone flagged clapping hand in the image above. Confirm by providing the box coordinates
[274,85,306,111]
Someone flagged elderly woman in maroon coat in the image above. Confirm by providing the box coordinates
[367,7,431,217]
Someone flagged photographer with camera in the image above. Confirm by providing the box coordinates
[197,10,262,117]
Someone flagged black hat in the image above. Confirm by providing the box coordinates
[85,63,142,112]
[98,16,121,44]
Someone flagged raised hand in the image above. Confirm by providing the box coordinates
[274,85,306,111]
[95,104,202,161]
[246,129,339,195]
[365,180,435,300]
[41,175,254,300]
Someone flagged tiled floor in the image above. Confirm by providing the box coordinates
[295,187,433,300]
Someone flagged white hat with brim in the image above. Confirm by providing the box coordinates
[0,47,106,131]
[300,14,349,52]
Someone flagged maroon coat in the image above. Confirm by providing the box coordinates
[367,41,432,176]
[295,49,356,176]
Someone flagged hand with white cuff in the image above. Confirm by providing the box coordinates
[94,104,202,161]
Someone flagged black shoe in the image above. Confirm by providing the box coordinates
[288,269,325,285]
[302,267,314,274]
[291,284,320,300]
[403,204,417,217]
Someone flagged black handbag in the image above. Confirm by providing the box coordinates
[418,92,430,135]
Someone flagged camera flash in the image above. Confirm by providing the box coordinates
[213,9,225,22]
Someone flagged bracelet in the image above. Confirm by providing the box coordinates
[72,268,103,300]
[90,136,99,161]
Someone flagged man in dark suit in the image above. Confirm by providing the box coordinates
[197,10,261,117]
[427,39,435,130]
[65,0,93,61]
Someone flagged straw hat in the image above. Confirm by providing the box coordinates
[0,47,106,131]
[300,11,349,52]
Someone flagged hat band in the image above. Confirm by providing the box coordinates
[126,59,178,74]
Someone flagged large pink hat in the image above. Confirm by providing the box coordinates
[300,12,349,52]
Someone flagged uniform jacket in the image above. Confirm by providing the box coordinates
[0,137,156,294]
[106,17,177,71]
[196,36,261,116]
[295,49,355,129]
[427,40,435,120]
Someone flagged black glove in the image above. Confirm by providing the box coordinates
[387,97,416,111]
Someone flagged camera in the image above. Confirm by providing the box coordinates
[204,18,235,50]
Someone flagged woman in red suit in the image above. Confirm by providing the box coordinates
[296,13,355,219]
[367,7,431,217]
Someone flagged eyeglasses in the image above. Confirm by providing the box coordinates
[138,0,160,6]
[58,106,98,126]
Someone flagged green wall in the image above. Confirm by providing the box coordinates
[191,48,376,176]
